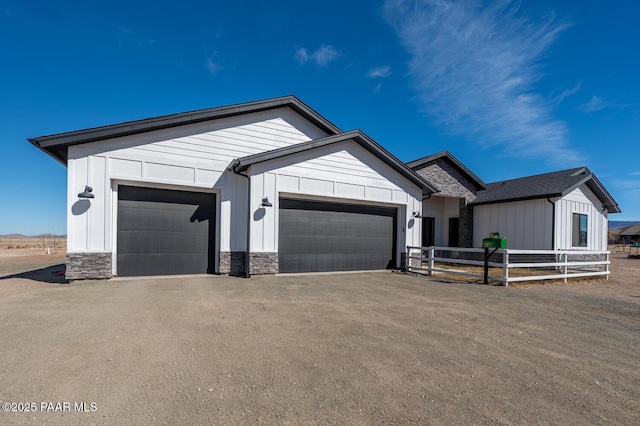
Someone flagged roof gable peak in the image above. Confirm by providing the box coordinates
[29,95,342,165]
[406,150,487,190]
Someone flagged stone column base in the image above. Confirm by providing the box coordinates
[401,249,422,271]
[220,251,279,276]
[66,252,113,281]
[219,251,247,276]
[250,252,279,275]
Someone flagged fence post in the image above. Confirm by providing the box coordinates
[406,246,411,272]
[563,253,568,283]
[428,246,434,276]
[606,251,610,280]
[502,249,509,287]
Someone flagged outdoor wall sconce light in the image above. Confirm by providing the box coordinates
[260,197,273,207]
[78,185,94,199]
[412,210,424,219]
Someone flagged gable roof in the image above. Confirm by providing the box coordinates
[472,167,621,213]
[406,150,487,190]
[28,95,342,166]
[618,224,640,236]
[232,130,438,193]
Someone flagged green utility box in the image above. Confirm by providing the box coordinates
[482,232,507,249]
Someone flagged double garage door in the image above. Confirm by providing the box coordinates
[278,198,397,273]
[117,186,216,277]
[116,187,396,276]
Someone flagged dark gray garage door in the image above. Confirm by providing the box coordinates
[278,198,397,273]
[117,186,216,277]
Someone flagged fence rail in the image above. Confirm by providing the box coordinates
[406,246,610,286]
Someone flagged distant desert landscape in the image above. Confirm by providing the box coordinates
[0,234,66,254]
[0,235,66,277]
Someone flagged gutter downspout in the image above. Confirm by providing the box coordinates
[231,161,251,278]
[547,197,556,250]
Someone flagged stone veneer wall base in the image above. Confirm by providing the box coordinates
[219,251,247,277]
[401,250,421,271]
[66,252,113,281]
[219,251,279,276]
[250,252,279,275]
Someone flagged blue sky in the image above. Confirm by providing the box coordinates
[1,0,639,235]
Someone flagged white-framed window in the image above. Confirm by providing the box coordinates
[572,213,588,248]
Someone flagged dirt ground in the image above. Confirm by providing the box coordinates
[0,253,638,425]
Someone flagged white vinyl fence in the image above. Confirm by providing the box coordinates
[406,246,610,287]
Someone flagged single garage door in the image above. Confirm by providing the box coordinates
[278,198,397,273]
[117,186,216,277]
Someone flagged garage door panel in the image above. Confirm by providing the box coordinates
[118,203,211,231]
[117,186,215,277]
[279,198,396,273]
[280,233,392,255]
[117,231,210,254]
[280,253,393,272]
[117,253,208,277]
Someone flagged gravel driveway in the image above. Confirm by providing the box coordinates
[0,255,638,425]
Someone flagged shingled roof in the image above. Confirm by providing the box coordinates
[472,167,621,213]
[618,224,640,236]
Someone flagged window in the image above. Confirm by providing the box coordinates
[572,213,588,247]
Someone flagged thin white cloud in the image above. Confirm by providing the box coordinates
[384,0,580,163]
[552,82,581,104]
[580,95,609,113]
[580,95,636,114]
[368,66,392,78]
[611,178,640,199]
[294,47,309,64]
[313,45,339,66]
[629,171,640,176]
[295,45,339,67]
[205,58,223,75]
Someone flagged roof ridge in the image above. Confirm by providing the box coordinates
[29,95,343,165]
[486,166,587,185]
[232,129,439,194]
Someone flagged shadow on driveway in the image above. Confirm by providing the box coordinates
[0,264,67,284]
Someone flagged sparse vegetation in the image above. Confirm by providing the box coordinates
[0,236,67,255]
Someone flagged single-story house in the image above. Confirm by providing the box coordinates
[617,224,640,244]
[471,167,620,250]
[30,96,621,279]
[408,152,621,251]
[30,96,435,280]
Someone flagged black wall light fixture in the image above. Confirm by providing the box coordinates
[78,185,94,199]
[412,210,424,219]
[260,197,273,207]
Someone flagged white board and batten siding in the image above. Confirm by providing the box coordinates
[473,198,553,250]
[66,108,330,255]
[555,185,608,251]
[248,140,423,259]
[473,184,608,251]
